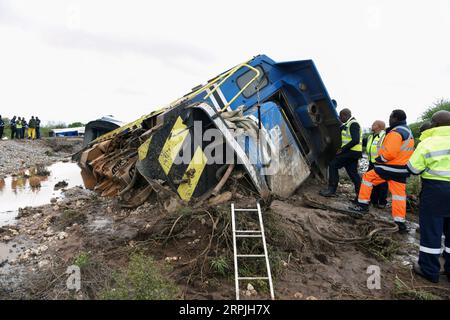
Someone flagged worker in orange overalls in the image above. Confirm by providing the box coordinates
[350,109,415,233]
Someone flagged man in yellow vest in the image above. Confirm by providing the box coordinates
[364,120,388,208]
[320,108,362,200]
[407,110,450,283]
[15,117,23,139]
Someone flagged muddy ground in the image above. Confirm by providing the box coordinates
[0,138,82,178]
[1,153,450,300]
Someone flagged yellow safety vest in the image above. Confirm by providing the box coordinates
[341,117,362,152]
[407,126,450,182]
[16,122,23,129]
[419,128,433,142]
[366,131,386,163]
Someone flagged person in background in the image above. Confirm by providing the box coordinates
[36,117,41,139]
[0,115,4,140]
[363,120,388,208]
[418,121,433,142]
[15,117,23,139]
[407,110,450,283]
[10,116,16,140]
[22,118,28,139]
[28,116,36,140]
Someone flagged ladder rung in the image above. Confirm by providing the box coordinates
[236,254,266,258]
[238,277,269,280]
[236,234,263,238]
[235,230,261,233]
[234,209,259,212]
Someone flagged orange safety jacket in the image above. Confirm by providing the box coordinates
[373,121,415,182]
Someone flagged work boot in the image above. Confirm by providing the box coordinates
[413,262,439,284]
[376,203,387,209]
[395,221,408,234]
[348,204,369,215]
[319,187,337,197]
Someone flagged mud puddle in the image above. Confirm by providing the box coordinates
[0,162,84,227]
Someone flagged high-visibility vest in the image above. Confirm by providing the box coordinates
[366,131,386,163]
[16,122,23,129]
[408,126,450,182]
[378,125,414,166]
[419,128,433,142]
[341,117,362,152]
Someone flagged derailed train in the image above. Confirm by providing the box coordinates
[76,55,341,205]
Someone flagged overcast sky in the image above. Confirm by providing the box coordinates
[0,0,449,128]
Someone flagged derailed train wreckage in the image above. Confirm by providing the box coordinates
[75,55,341,207]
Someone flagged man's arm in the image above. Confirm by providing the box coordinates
[375,131,402,163]
[341,122,360,152]
[362,136,368,149]
[407,143,426,175]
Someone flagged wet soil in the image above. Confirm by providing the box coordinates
[1,177,449,300]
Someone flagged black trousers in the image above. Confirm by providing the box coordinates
[368,162,388,206]
[418,179,450,281]
[0,127,3,139]
[10,127,15,139]
[328,151,361,195]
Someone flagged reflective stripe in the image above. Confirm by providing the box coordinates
[392,195,406,201]
[420,246,443,255]
[424,149,450,159]
[341,118,362,151]
[362,180,373,187]
[407,161,422,175]
[394,125,414,152]
[376,165,408,173]
[379,154,388,162]
[445,247,450,254]
[426,169,450,177]
[367,132,385,162]
[358,199,370,204]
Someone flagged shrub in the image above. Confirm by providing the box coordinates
[100,253,178,300]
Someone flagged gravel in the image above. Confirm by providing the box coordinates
[0,138,82,177]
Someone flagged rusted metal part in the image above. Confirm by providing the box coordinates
[119,185,153,209]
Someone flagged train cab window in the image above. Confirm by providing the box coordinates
[236,66,268,98]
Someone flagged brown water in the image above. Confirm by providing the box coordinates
[0,162,84,227]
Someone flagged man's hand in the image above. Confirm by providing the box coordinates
[336,148,342,155]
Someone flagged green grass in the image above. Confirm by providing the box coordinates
[100,253,178,300]
[393,276,440,300]
[74,252,90,269]
[210,256,230,277]
[406,175,421,196]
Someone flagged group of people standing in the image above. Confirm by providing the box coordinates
[320,107,450,284]
[0,115,41,140]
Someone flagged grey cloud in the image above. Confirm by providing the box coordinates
[0,0,215,69]
[44,28,214,65]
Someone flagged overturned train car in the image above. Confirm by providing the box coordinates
[76,55,341,205]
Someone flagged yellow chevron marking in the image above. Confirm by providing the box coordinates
[177,146,207,201]
[158,116,189,175]
[138,136,153,161]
